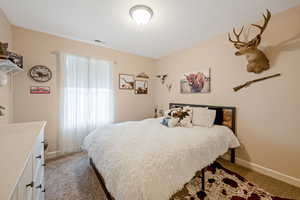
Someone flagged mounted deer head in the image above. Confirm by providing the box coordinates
[228,9,271,74]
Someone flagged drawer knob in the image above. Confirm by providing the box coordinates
[26,181,34,188]
[36,184,42,189]
[42,141,49,151]
[36,155,42,159]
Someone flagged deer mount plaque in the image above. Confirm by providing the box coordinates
[228,10,271,74]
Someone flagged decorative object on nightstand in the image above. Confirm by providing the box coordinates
[29,65,52,82]
[154,107,158,118]
[158,109,164,117]
[0,105,5,116]
[154,105,164,118]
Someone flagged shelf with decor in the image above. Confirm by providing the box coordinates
[0,58,23,73]
[0,58,23,87]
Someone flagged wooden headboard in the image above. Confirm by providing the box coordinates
[169,103,236,134]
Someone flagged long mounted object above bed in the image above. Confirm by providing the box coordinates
[169,103,236,134]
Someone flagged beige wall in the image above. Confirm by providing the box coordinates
[0,8,13,124]
[12,27,156,152]
[154,5,300,179]
[8,4,300,181]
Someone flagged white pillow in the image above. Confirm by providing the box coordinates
[192,107,216,127]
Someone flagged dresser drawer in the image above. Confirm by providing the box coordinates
[33,130,45,179]
[33,173,44,200]
[34,158,44,182]
[33,152,44,181]
[34,130,44,156]
[1,122,47,200]
[33,182,44,200]
[33,161,44,200]
[33,188,44,200]
[17,155,33,200]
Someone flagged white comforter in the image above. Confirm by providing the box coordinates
[83,118,240,200]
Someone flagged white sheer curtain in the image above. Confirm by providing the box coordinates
[58,53,115,155]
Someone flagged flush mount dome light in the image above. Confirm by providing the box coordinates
[129,5,153,25]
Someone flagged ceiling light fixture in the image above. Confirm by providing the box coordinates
[129,5,153,25]
[94,40,104,44]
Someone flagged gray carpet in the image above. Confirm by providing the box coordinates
[45,153,300,200]
[45,152,107,200]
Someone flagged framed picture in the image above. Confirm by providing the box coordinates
[180,69,210,94]
[135,80,148,94]
[119,74,134,90]
[30,86,50,94]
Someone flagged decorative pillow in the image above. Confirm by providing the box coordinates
[164,108,177,117]
[192,107,216,127]
[160,117,179,128]
[166,107,193,128]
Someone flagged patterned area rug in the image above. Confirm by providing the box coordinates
[46,153,296,200]
[171,162,293,200]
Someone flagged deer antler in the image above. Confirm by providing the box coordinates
[228,9,272,74]
[251,9,271,35]
[228,26,247,49]
[228,9,271,48]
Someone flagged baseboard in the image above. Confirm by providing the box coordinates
[222,154,300,188]
[46,151,61,160]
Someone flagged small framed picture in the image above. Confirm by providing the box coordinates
[30,86,50,94]
[119,74,134,90]
[135,80,148,94]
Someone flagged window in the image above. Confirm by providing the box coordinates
[58,53,114,154]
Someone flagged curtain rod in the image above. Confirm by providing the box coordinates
[51,51,117,64]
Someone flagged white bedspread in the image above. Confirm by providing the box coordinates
[83,118,240,200]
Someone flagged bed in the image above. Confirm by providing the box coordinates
[83,103,240,200]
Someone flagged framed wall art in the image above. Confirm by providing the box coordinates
[29,65,52,82]
[180,69,210,94]
[135,80,148,94]
[30,86,51,94]
[119,74,134,90]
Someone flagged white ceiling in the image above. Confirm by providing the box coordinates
[1,0,300,58]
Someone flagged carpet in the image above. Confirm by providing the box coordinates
[171,162,293,200]
[46,153,296,200]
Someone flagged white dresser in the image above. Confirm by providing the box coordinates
[0,121,47,200]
